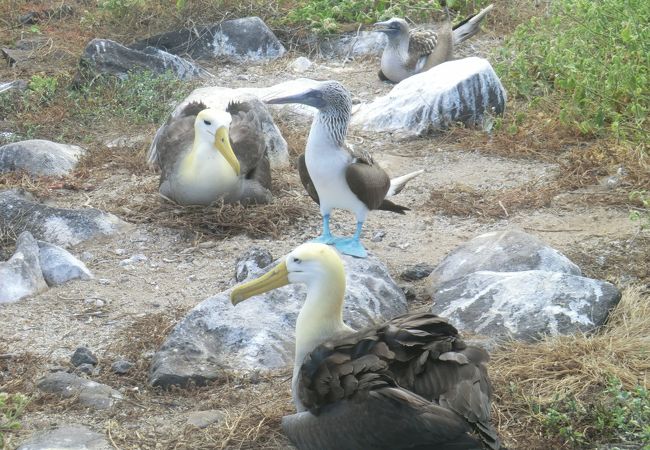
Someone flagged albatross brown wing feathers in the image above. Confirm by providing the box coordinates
[292,312,501,450]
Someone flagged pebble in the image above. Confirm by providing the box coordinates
[75,363,96,375]
[186,410,226,429]
[400,263,435,281]
[119,254,147,266]
[111,359,134,375]
[70,346,98,367]
[290,56,312,73]
[371,231,386,242]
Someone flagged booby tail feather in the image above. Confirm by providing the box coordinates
[387,169,424,197]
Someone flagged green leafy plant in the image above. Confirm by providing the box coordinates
[540,379,650,448]
[98,0,145,18]
[286,0,490,33]
[0,393,29,447]
[629,190,650,229]
[27,74,58,105]
[497,0,649,142]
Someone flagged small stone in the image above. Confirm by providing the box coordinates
[186,409,226,429]
[114,248,127,256]
[98,278,111,285]
[370,231,386,242]
[80,251,94,261]
[17,424,111,450]
[400,263,435,282]
[71,347,98,367]
[400,285,416,301]
[119,254,147,266]
[235,247,274,282]
[198,241,216,249]
[111,359,134,375]
[37,372,121,410]
[290,56,312,73]
[76,363,95,375]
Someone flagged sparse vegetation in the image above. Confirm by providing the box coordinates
[0,393,29,447]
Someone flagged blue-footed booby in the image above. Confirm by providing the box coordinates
[231,243,503,450]
[375,2,494,83]
[266,81,422,258]
[148,100,272,206]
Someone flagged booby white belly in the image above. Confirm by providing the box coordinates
[305,126,368,220]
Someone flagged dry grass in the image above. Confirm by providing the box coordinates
[490,286,650,448]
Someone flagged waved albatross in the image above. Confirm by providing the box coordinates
[266,80,422,258]
[148,100,272,206]
[231,243,503,450]
[375,1,494,83]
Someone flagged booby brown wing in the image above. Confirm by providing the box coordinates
[154,101,207,186]
[344,146,391,211]
[344,146,409,214]
[295,312,501,450]
[408,29,438,57]
[297,153,320,205]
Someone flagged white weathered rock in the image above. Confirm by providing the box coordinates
[79,39,212,81]
[148,80,325,169]
[37,372,122,410]
[319,31,387,58]
[432,270,621,341]
[0,189,129,247]
[132,16,285,62]
[0,140,85,176]
[149,249,407,388]
[428,229,581,291]
[37,240,93,286]
[0,231,47,304]
[17,424,111,450]
[352,57,506,136]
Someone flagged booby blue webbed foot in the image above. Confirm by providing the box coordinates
[331,237,368,258]
[310,214,337,244]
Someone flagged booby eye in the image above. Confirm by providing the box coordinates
[203,120,212,126]
[292,257,301,264]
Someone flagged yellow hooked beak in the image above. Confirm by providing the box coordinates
[231,260,289,305]
[215,127,240,176]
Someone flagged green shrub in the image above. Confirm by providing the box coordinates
[540,379,650,448]
[0,393,29,448]
[629,190,650,229]
[71,70,192,125]
[497,0,649,142]
[285,0,490,33]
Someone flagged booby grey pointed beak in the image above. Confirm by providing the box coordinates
[373,20,392,32]
[265,90,325,109]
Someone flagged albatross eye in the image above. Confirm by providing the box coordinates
[292,257,301,264]
[203,120,212,126]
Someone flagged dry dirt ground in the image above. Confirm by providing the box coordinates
[1,30,648,450]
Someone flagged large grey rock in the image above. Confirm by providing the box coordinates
[17,425,111,450]
[149,86,297,169]
[432,270,621,341]
[37,240,92,286]
[37,372,122,410]
[0,231,47,304]
[428,229,581,292]
[319,31,387,58]
[149,250,407,388]
[0,189,129,247]
[79,39,212,81]
[0,80,28,94]
[131,17,285,61]
[0,140,85,176]
[352,57,506,136]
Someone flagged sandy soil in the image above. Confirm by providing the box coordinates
[1,44,647,449]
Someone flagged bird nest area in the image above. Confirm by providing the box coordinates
[101,178,315,241]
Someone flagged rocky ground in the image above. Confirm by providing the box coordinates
[1,9,648,450]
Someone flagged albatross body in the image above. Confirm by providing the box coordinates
[375,2,494,83]
[148,100,272,206]
[267,81,422,258]
[231,243,503,450]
